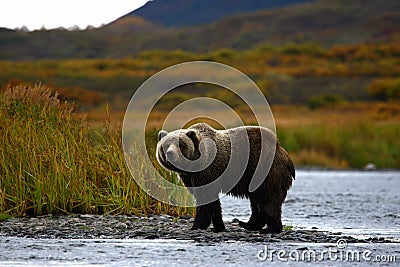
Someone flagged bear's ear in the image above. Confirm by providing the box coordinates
[158,130,168,141]
[186,130,199,146]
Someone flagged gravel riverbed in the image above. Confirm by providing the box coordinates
[0,214,397,244]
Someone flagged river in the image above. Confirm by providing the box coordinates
[1,170,399,266]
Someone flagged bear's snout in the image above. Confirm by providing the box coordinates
[165,147,177,162]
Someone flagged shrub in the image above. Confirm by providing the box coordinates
[307,94,346,110]
[367,78,400,101]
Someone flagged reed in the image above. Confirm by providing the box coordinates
[0,84,193,217]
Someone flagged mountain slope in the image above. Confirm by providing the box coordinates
[167,0,400,49]
[0,0,399,60]
[101,16,161,34]
[122,0,314,27]
[116,0,400,51]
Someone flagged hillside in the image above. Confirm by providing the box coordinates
[0,0,399,60]
[121,0,314,27]
[101,15,162,34]
[139,0,400,50]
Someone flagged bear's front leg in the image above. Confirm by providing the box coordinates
[211,199,225,232]
[191,205,212,230]
[191,200,225,232]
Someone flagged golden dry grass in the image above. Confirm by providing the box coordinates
[0,84,193,217]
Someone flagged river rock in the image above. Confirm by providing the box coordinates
[0,214,398,244]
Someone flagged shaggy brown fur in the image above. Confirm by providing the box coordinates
[156,123,295,233]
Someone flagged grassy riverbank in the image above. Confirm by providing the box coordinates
[273,103,400,169]
[0,84,192,217]
[1,85,399,217]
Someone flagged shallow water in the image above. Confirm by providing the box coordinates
[222,170,400,238]
[1,237,399,266]
[1,170,399,266]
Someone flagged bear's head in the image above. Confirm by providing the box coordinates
[156,127,217,173]
[156,129,201,172]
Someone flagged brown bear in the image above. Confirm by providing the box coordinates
[156,122,295,233]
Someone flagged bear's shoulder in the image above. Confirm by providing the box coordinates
[189,122,215,132]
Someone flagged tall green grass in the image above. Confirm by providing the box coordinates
[278,121,400,169]
[0,84,193,217]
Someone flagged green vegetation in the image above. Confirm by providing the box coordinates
[368,78,400,101]
[0,213,11,221]
[274,103,400,169]
[0,42,399,171]
[307,94,346,110]
[1,42,400,109]
[279,122,400,169]
[0,84,193,217]
[0,85,399,219]
[283,225,294,231]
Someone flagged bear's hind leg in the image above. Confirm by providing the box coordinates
[211,200,225,232]
[261,202,283,233]
[239,196,266,231]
